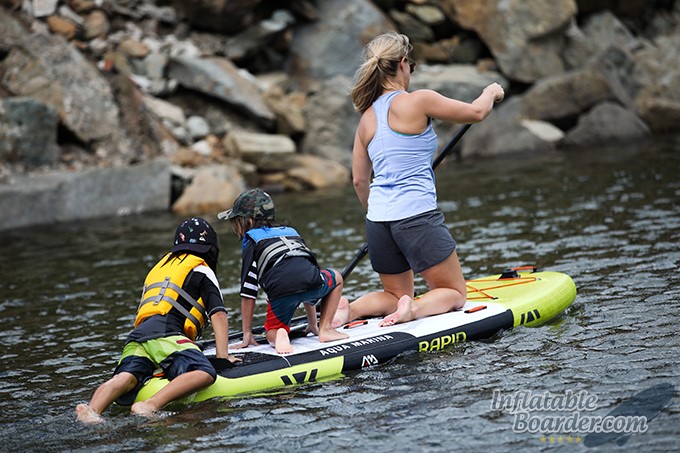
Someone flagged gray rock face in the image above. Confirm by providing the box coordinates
[1,29,121,144]
[0,97,59,168]
[0,160,170,230]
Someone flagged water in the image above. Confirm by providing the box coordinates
[1,137,679,452]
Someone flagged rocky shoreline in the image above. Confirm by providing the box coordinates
[1,0,678,230]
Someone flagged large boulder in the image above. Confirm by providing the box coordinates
[289,0,393,89]
[0,159,171,229]
[0,97,59,168]
[441,0,577,83]
[171,0,264,34]
[171,164,246,216]
[563,101,650,147]
[301,75,357,169]
[167,56,276,128]
[0,18,121,145]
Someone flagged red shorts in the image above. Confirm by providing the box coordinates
[264,269,336,332]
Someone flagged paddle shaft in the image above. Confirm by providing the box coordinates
[228,123,472,340]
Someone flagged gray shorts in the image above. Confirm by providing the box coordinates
[366,210,457,274]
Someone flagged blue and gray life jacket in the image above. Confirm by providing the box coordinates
[245,226,317,279]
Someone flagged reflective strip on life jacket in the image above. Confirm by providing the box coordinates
[257,235,314,275]
[137,277,205,332]
[134,253,208,340]
[245,227,317,280]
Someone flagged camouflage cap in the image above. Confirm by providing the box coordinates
[217,188,275,221]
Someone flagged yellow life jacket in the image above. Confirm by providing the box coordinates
[135,253,208,340]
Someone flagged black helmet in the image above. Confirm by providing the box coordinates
[171,217,219,254]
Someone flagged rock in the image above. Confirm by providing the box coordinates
[224,9,296,62]
[414,34,483,64]
[389,9,435,43]
[46,15,78,40]
[284,154,350,190]
[0,97,59,168]
[405,3,446,26]
[167,56,276,127]
[0,172,68,229]
[263,87,307,138]
[32,0,58,17]
[635,92,680,133]
[520,120,565,143]
[171,165,246,216]
[119,38,149,58]
[171,147,210,167]
[226,131,297,165]
[0,159,171,230]
[563,101,650,147]
[143,95,186,127]
[0,21,121,144]
[519,45,638,122]
[442,0,577,83]
[461,98,559,157]
[632,34,680,102]
[83,10,109,40]
[110,75,180,162]
[301,75,357,169]
[186,115,211,140]
[171,0,264,34]
[289,0,393,88]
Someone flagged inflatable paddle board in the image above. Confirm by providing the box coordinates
[133,268,576,403]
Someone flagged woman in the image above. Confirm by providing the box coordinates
[333,32,504,328]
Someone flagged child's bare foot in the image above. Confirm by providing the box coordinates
[75,403,104,424]
[131,401,160,418]
[379,295,414,327]
[331,297,349,328]
[304,322,319,337]
[275,328,293,354]
[319,327,349,343]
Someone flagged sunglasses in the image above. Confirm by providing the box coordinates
[404,57,416,74]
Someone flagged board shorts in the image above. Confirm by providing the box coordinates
[264,268,337,332]
[113,335,216,405]
[366,209,456,275]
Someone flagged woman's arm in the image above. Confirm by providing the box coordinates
[411,83,504,124]
[352,110,375,210]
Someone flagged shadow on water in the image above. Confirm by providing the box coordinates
[1,137,679,452]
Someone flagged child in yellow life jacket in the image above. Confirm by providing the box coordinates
[218,188,349,354]
[76,218,238,424]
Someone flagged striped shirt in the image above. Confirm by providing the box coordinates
[240,259,259,300]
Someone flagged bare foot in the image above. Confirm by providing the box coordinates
[319,327,349,343]
[331,297,350,328]
[379,295,414,327]
[131,401,160,418]
[75,403,104,424]
[305,322,319,337]
[275,328,293,355]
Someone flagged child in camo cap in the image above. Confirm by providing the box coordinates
[218,188,348,354]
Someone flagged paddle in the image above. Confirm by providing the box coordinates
[225,123,473,341]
